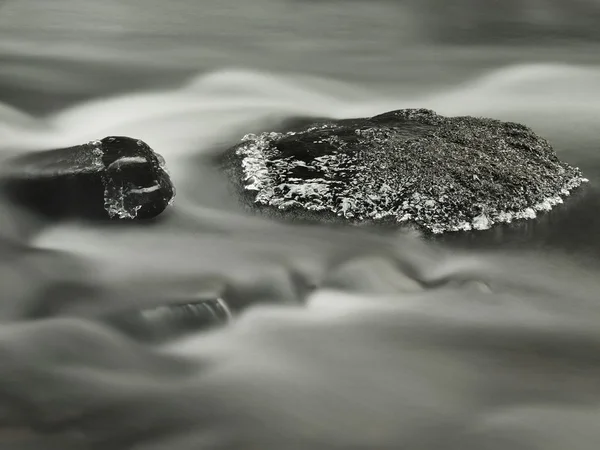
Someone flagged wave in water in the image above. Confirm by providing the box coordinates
[2,63,600,151]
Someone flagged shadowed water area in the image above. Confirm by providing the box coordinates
[1,0,600,448]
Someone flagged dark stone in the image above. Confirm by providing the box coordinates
[221,109,587,233]
[102,297,232,343]
[0,136,175,220]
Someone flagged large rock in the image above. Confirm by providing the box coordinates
[222,109,586,233]
[0,136,175,220]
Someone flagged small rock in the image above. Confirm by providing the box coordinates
[222,109,586,233]
[102,296,232,342]
[0,136,175,220]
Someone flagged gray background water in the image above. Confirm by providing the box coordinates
[2,0,600,111]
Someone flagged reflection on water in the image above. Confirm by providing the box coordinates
[1,1,600,448]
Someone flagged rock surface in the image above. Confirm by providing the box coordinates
[0,136,175,220]
[223,109,587,233]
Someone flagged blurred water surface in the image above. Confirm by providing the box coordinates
[1,1,600,449]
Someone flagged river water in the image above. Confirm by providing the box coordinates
[1,1,600,449]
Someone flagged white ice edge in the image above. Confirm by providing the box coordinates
[236,135,589,234]
[425,175,588,234]
[128,184,161,194]
[107,156,147,170]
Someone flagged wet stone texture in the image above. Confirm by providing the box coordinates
[102,296,233,343]
[223,109,587,233]
[0,136,175,220]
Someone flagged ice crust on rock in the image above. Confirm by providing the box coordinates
[231,109,586,233]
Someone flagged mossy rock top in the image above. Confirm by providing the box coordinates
[225,109,586,233]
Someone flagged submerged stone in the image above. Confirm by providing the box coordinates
[0,136,175,220]
[102,297,232,342]
[223,109,587,233]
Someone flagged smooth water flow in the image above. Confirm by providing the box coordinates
[1,1,600,448]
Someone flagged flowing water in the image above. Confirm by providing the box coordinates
[1,1,600,448]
